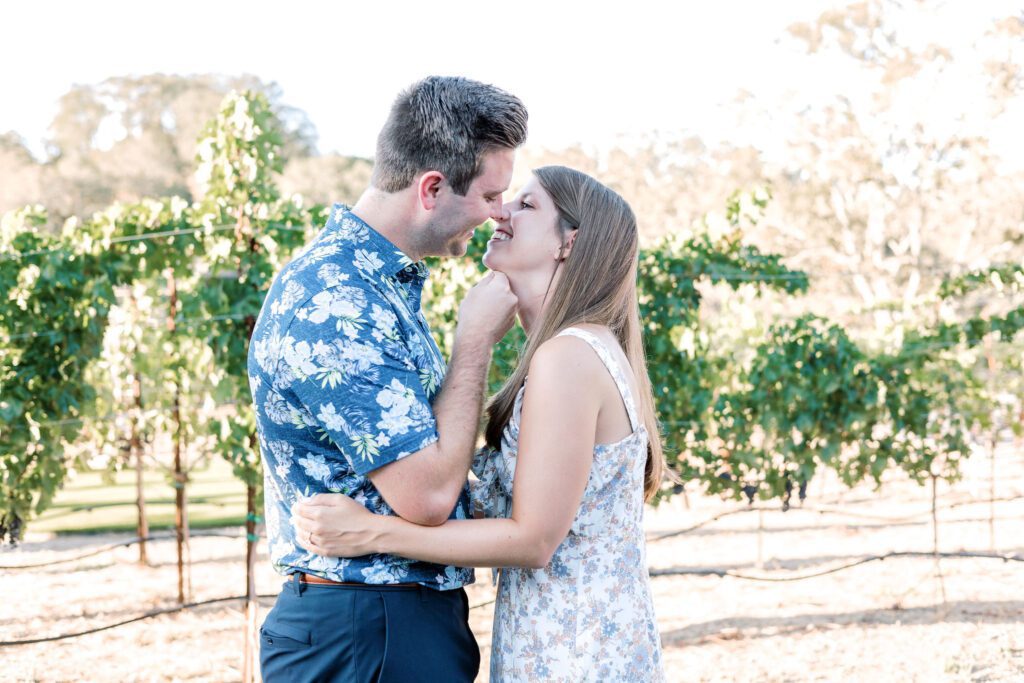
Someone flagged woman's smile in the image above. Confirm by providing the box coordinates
[489,226,513,242]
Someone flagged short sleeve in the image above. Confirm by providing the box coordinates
[470,446,512,519]
[279,281,439,476]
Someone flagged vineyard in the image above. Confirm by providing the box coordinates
[2,88,1023,681]
[1,442,1021,681]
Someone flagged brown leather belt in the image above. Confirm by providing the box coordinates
[299,574,361,586]
[298,573,417,588]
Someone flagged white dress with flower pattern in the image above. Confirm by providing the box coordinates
[472,327,664,682]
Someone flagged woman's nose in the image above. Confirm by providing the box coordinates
[493,202,511,222]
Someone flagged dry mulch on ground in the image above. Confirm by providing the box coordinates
[2,446,1022,682]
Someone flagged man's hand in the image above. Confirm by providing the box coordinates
[456,271,518,347]
[292,494,382,557]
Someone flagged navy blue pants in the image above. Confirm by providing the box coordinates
[259,575,480,683]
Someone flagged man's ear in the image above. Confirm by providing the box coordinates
[417,171,446,210]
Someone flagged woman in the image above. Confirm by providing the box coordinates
[294,166,666,681]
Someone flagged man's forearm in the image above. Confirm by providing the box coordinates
[427,333,492,503]
[364,271,516,527]
[365,333,495,526]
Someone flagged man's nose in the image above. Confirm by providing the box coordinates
[493,201,510,222]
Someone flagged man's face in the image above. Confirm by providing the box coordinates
[423,148,515,258]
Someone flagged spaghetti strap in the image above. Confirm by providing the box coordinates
[555,327,640,431]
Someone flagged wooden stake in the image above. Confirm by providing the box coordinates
[242,483,259,683]
[130,291,148,565]
[168,270,191,604]
[985,341,998,552]
[931,473,947,606]
[756,507,765,571]
[989,434,997,552]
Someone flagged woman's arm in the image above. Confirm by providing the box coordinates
[293,335,601,569]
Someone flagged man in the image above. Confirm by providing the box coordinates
[247,76,527,681]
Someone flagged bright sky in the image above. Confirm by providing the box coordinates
[3,0,1021,164]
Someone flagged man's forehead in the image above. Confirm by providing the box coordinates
[475,148,515,191]
[482,178,511,194]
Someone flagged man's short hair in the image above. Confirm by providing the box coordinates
[371,76,528,196]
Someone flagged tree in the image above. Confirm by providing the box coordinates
[0,208,118,543]
[776,0,1024,329]
[3,74,320,225]
[189,89,324,682]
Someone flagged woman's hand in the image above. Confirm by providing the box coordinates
[291,493,382,557]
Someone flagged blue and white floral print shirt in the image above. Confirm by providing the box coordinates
[248,204,473,590]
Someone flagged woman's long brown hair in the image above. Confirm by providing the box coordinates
[483,166,665,501]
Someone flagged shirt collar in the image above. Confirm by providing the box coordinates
[326,203,430,282]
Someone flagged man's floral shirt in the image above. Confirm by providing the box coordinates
[248,204,473,589]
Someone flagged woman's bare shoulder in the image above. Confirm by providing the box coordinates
[528,330,607,386]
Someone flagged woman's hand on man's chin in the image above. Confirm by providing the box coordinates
[291,493,379,557]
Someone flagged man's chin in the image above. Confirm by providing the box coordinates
[447,244,468,258]
[448,238,473,257]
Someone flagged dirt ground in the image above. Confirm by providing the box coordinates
[2,443,1022,682]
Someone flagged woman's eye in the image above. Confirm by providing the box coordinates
[520,201,532,209]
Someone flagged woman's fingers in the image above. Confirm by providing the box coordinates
[291,503,316,526]
[300,492,336,507]
[291,495,371,557]
[292,519,327,554]
[291,513,310,533]
[293,496,336,522]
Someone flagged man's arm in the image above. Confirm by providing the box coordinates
[293,335,601,565]
[369,272,516,526]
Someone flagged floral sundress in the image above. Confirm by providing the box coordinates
[472,327,665,682]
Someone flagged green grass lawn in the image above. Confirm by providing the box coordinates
[29,457,250,535]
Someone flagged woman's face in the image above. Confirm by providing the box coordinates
[482,176,566,278]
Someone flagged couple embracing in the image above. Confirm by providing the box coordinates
[248,76,666,682]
